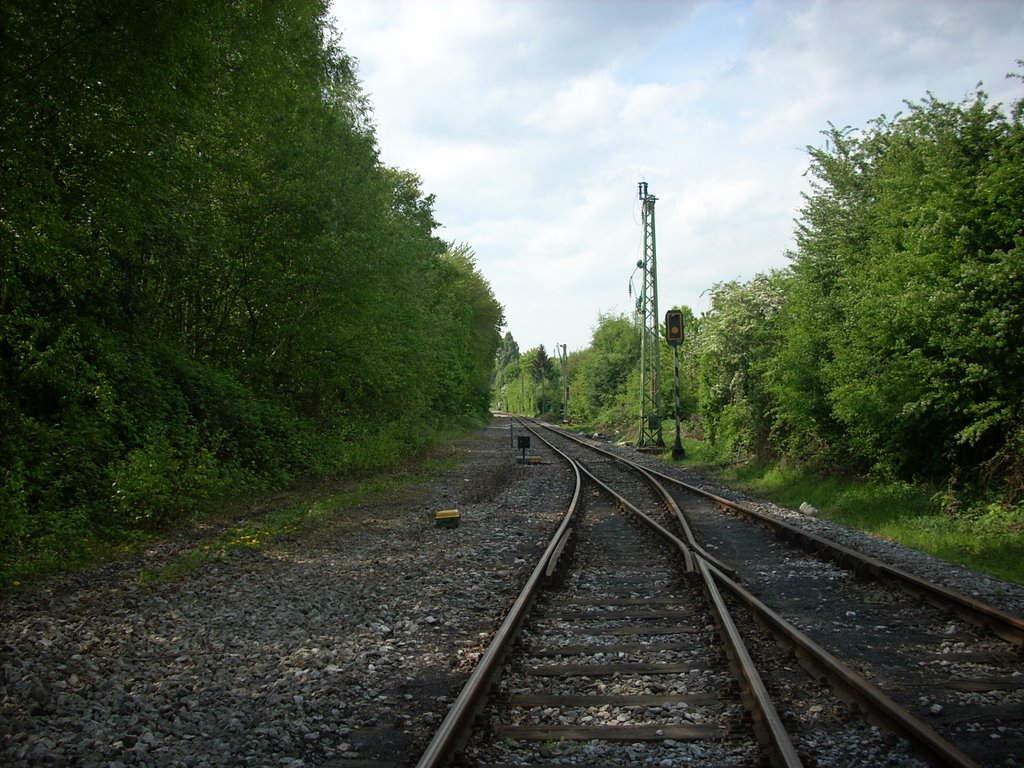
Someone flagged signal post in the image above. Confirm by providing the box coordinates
[665,309,685,459]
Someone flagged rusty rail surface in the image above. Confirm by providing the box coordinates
[706,562,982,768]
[524,421,804,768]
[696,554,804,768]
[418,419,991,767]
[646,461,1024,647]
[416,421,805,768]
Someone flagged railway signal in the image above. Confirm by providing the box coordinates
[665,309,685,459]
[665,309,684,346]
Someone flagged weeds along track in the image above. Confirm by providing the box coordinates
[528,420,1024,768]
[415,420,986,768]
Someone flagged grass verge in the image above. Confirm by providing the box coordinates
[137,476,396,584]
[2,419,481,593]
[670,451,1024,586]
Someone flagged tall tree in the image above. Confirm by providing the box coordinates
[694,274,787,460]
[776,85,1024,492]
[530,345,555,414]
[570,313,639,428]
[0,1,507,557]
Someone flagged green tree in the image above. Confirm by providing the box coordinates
[694,274,787,460]
[766,123,874,468]
[427,244,505,419]
[0,1,507,565]
[778,84,1024,496]
[570,313,639,430]
[530,345,555,415]
[492,332,521,411]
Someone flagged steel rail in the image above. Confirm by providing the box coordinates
[529,421,733,575]
[572,460,695,573]
[643,463,1024,647]
[414,430,583,768]
[534,421,1024,646]
[521,419,697,572]
[704,560,982,768]
[627,459,736,577]
[525,420,990,766]
[697,556,804,768]
[526,422,804,768]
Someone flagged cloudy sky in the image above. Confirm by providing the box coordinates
[329,0,1023,352]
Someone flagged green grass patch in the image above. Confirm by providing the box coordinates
[674,437,724,466]
[137,473,421,585]
[137,516,298,585]
[136,433,484,585]
[670,445,1024,585]
[3,417,486,592]
[874,503,1024,585]
[2,530,153,594]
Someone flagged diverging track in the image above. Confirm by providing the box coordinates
[415,419,1018,767]
[534,422,1024,767]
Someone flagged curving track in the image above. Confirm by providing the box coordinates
[415,419,1024,767]
[529,420,1024,767]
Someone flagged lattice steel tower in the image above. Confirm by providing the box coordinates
[637,182,664,448]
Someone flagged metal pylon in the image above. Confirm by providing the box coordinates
[637,182,663,448]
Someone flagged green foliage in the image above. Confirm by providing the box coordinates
[487,76,1024,577]
[693,82,1024,512]
[814,90,1022,485]
[884,509,1023,585]
[716,460,1023,584]
[693,274,787,461]
[0,1,504,575]
[494,341,561,418]
[567,313,640,431]
[110,434,185,527]
[531,345,554,383]
[492,332,522,411]
[426,244,505,418]
[493,309,699,437]
[528,345,557,415]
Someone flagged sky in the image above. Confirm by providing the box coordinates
[329,0,1024,353]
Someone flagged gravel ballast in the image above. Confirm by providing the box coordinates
[3,416,1023,766]
[1,418,571,767]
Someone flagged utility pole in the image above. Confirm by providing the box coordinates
[637,182,664,449]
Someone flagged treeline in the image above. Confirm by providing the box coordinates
[494,311,697,439]
[498,83,1023,507]
[1,1,502,558]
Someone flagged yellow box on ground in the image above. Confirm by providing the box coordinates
[435,509,460,528]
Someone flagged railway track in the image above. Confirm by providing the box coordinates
[468,498,761,765]
[414,419,1023,767]
[530,422,1024,766]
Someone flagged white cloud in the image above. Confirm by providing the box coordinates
[676,177,764,226]
[331,0,1024,351]
[525,72,622,141]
